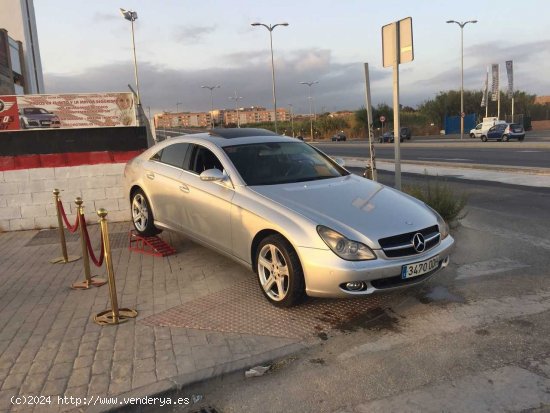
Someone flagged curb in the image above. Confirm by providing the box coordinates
[86,341,306,412]
[341,157,550,176]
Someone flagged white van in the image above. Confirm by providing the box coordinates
[469,117,506,139]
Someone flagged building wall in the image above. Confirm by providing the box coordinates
[0,163,128,231]
[0,0,44,94]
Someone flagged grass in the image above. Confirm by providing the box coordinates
[403,176,468,227]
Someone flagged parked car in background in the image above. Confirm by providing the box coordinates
[19,107,61,129]
[502,123,525,141]
[400,126,412,140]
[378,131,404,143]
[482,123,508,141]
[331,132,347,141]
[124,128,454,307]
[470,117,506,139]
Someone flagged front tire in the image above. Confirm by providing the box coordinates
[256,235,305,307]
[481,135,488,142]
[131,189,160,236]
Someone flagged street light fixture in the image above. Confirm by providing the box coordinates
[251,21,289,134]
[300,81,319,140]
[229,90,243,128]
[201,85,221,128]
[119,8,141,106]
[446,19,478,140]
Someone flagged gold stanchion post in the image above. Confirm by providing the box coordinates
[71,198,107,289]
[50,189,80,264]
[94,208,137,326]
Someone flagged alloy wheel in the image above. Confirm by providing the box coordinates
[257,244,290,301]
[132,193,149,232]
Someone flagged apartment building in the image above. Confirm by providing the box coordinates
[154,106,289,128]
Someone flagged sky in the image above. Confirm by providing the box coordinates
[33,0,550,116]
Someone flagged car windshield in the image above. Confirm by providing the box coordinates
[223,141,349,186]
[24,108,49,114]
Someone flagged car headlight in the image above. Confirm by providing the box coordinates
[427,206,449,239]
[317,225,376,261]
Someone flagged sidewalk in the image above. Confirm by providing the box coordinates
[0,220,404,412]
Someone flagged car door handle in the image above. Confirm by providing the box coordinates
[146,172,155,180]
[179,184,189,193]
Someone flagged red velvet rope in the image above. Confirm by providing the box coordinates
[81,214,105,267]
[57,199,79,233]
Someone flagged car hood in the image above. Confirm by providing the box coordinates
[250,175,437,249]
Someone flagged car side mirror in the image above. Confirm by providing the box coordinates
[334,158,345,167]
[200,168,225,182]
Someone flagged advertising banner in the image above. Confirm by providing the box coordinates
[0,92,136,132]
[491,64,499,101]
[506,60,513,98]
[481,68,488,108]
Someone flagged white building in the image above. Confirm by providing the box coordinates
[0,0,44,94]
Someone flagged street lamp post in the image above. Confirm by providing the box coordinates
[300,81,319,140]
[251,22,289,134]
[229,90,243,128]
[119,8,141,106]
[446,19,477,140]
[289,104,294,137]
[201,85,220,128]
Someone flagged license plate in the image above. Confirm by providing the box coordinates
[401,256,439,279]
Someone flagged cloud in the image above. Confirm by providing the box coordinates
[93,12,120,22]
[174,25,217,44]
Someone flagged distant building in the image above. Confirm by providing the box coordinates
[0,0,44,94]
[534,96,550,105]
[154,107,289,128]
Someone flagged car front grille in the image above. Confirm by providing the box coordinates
[379,225,440,258]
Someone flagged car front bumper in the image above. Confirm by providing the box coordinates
[298,235,454,298]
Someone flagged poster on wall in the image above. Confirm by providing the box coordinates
[0,92,137,132]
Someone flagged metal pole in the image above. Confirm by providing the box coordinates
[130,19,141,105]
[392,22,401,191]
[210,89,214,128]
[50,189,79,264]
[460,25,464,140]
[269,29,278,133]
[364,63,377,181]
[308,97,313,140]
[497,64,501,119]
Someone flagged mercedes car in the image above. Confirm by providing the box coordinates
[19,107,61,129]
[123,128,454,307]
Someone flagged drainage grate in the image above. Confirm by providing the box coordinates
[25,229,127,249]
[142,276,404,340]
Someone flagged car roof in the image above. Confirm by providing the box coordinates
[159,128,299,148]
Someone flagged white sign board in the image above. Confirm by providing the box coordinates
[382,17,414,68]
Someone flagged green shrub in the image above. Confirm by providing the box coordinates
[403,178,468,227]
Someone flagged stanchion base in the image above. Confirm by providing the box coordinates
[71,276,108,290]
[50,255,80,264]
[94,308,138,326]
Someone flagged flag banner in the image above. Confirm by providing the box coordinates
[481,69,489,107]
[506,60,513,98]
[491,64,499,101]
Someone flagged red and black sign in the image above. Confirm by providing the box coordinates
[0,96,20,130]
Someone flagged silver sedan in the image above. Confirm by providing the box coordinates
[123,128,454,307]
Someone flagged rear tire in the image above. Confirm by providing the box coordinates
[255,235,305,307]
[131,189,160,237]
[481,135,487,142]
[502,135,509,142]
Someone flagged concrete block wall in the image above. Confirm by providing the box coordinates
[0,163,130,231]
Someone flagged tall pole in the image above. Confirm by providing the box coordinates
[446,19,477,139]
[497,64,501,120]
[392,22,401,190]
[229,91,243,128]
[201,85,220,128]
[130,19,141,105]
[289,104,294,137]
[251,22,289,134]
[300,81,319,141]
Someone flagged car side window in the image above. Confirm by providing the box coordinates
[150,149,162,161]
[158,143,190,169]
[187,145,224,174]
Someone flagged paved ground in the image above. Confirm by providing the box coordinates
[0,218,404,412]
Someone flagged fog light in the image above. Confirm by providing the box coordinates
[346,281,364,291]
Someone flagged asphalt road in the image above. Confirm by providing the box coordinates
[314,141,550,169]
[159,169,550,413]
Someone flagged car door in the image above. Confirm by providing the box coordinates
[179,144,235,253]
[145,143,190,229]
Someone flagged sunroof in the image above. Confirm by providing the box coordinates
[208,128,279,139]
